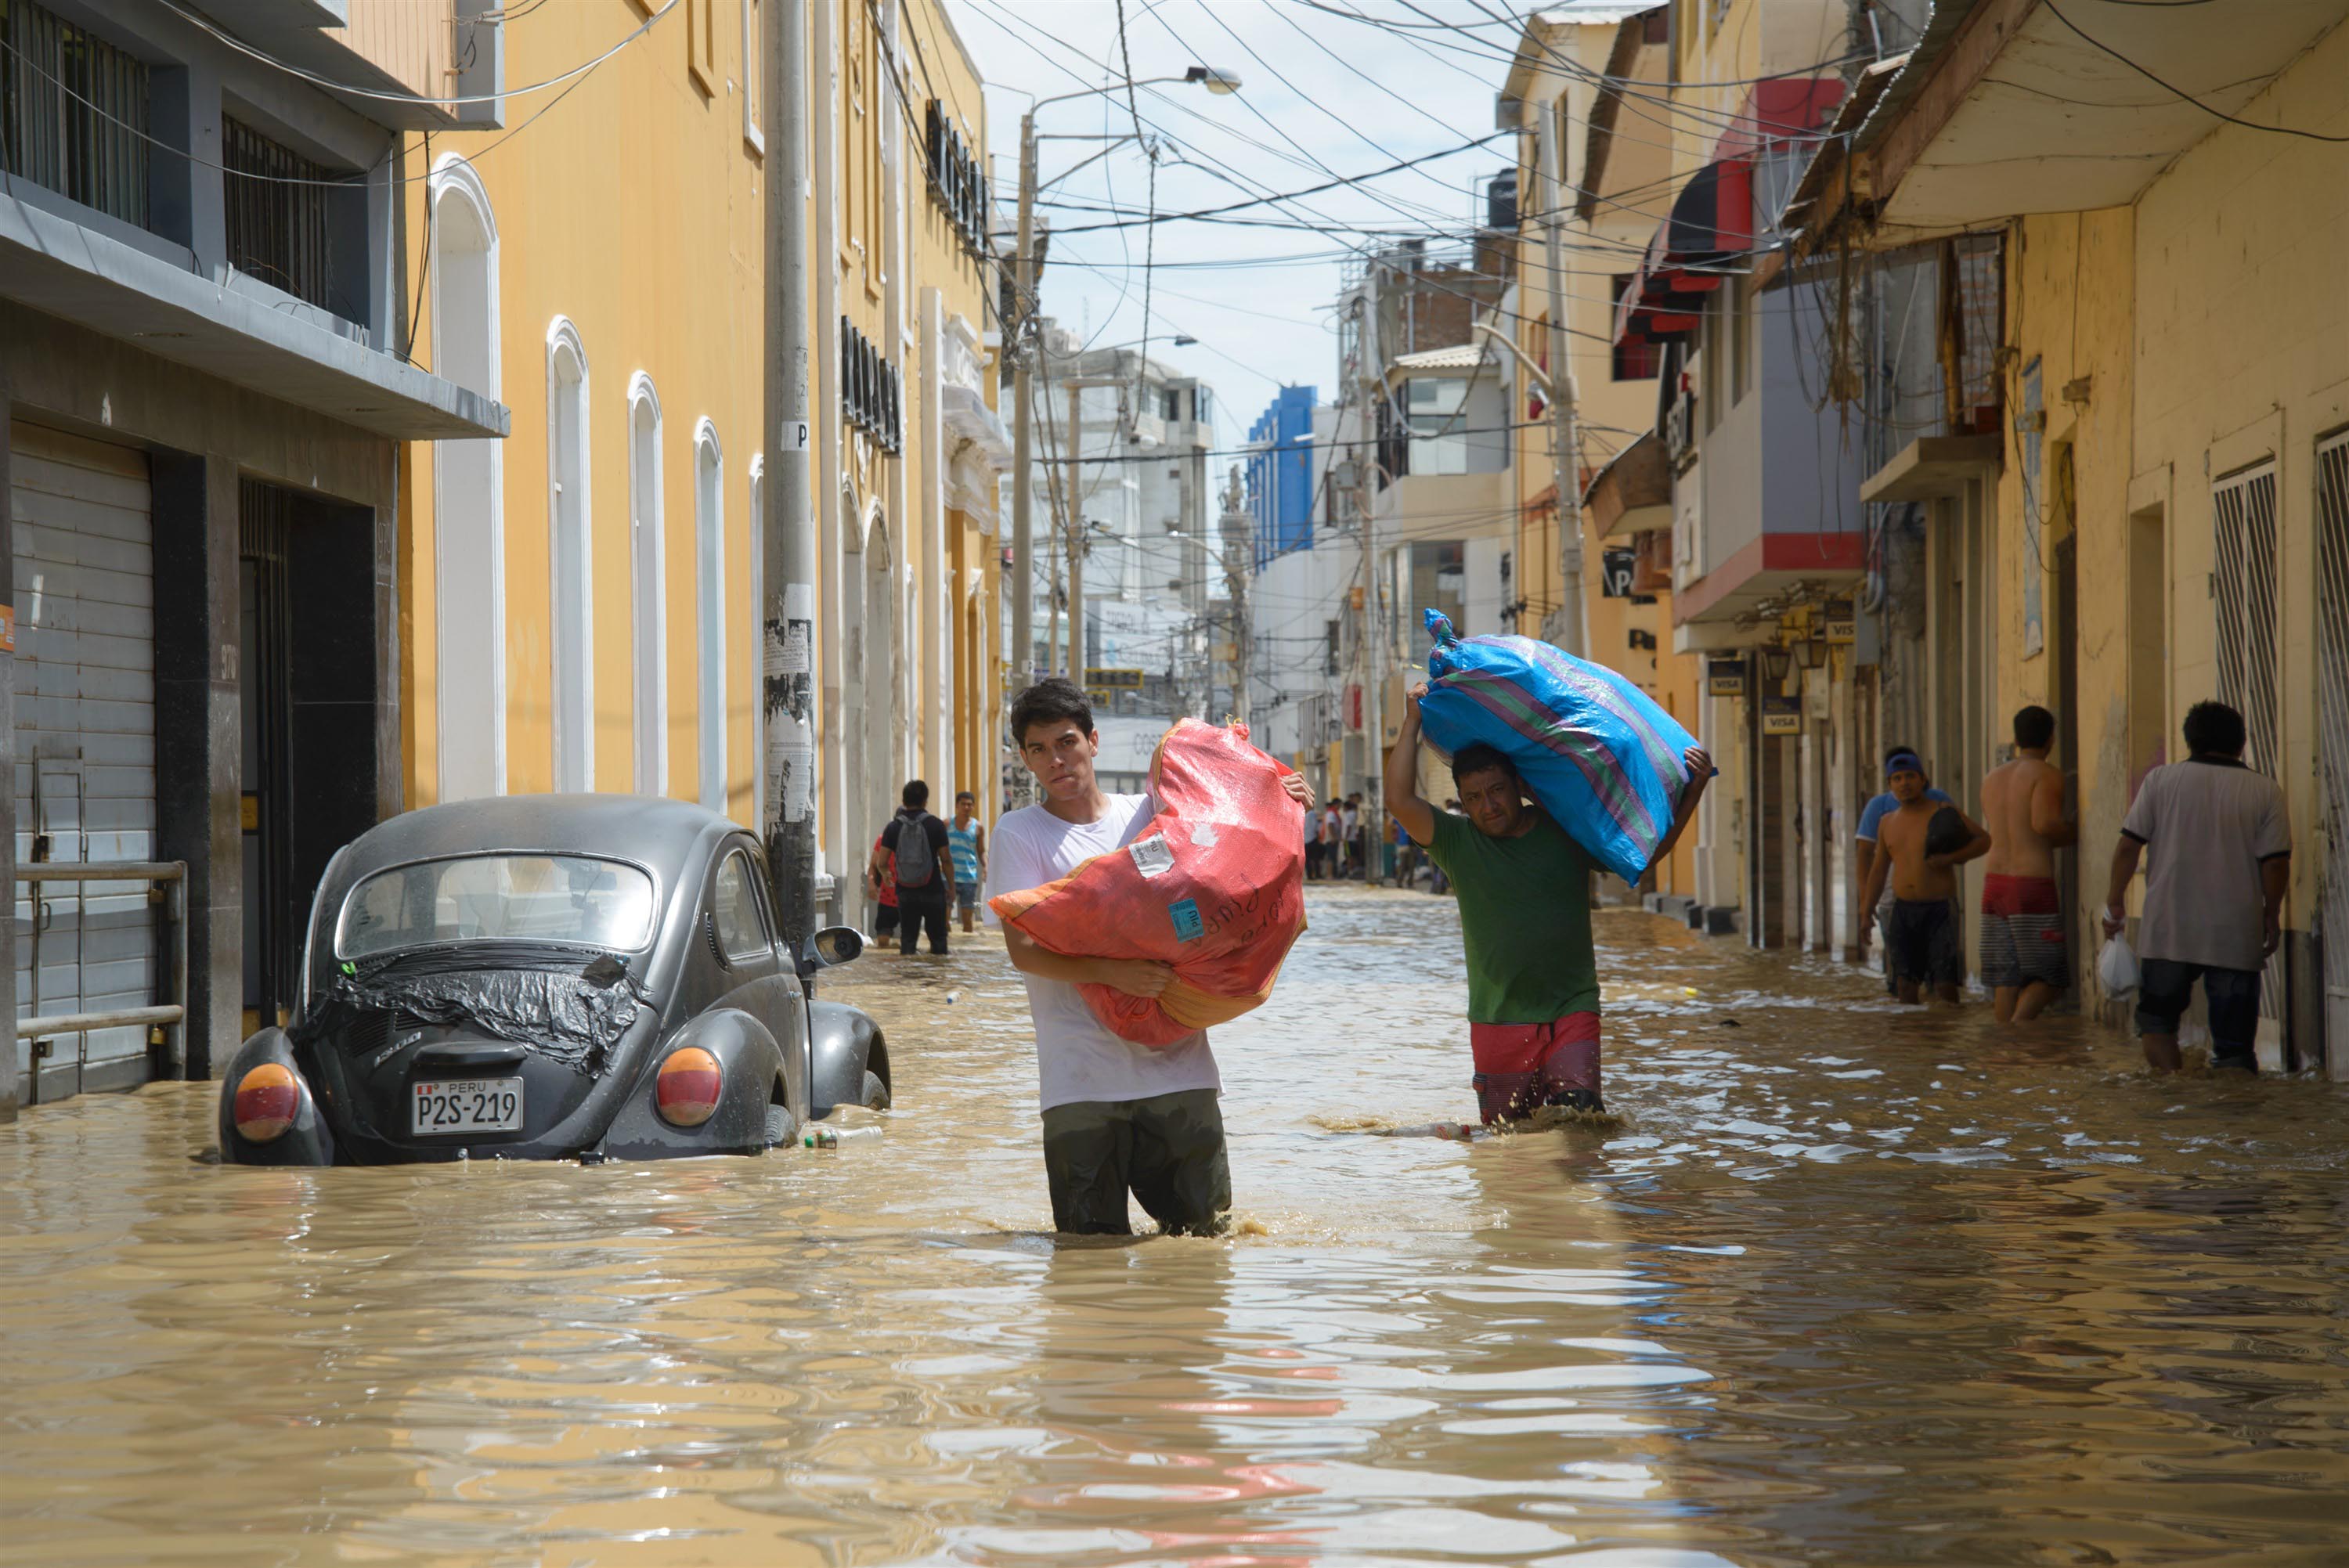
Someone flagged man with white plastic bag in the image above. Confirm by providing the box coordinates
[2100,702,2290,1073]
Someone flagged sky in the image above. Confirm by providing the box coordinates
[945,1,1623,460]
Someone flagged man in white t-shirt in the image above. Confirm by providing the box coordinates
[2101,700,2290,1072]
[987,678,1313,1236]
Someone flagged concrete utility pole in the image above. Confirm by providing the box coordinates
[1012,113,1038,689]
[1220,464,1251,726]
[1066,382,1084,681]
[762,0,817,947]
[1535,99,1587,657]
[1354,290,1385,885]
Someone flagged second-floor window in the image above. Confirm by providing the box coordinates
[1405,377,1469,475]
[0,0,150,229]
[222,117,337,315]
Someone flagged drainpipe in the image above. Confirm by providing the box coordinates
[763,0,817,950]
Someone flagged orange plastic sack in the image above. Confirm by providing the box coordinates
[990,719,1308,1047]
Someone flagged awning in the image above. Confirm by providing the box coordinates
[1611,158,1752,348]
[1582,431,1671,541]
[1612,77,1846,348]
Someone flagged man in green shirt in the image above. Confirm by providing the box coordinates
[1387,682,1711,1122]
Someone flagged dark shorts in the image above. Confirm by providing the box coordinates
[1040,1088,1230,1237]
[2136,958,2262,1067]
[954,878,980,915]
[1469,1012,1600,1124]
[1980,873,2068,990]
[874,901,899,939]
[1886,897,1965,987]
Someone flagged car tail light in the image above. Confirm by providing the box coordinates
[655,1047,723,1127]
[234,1062,301,1143]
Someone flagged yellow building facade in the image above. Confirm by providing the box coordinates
[1788,1,2348,1069]
[399,0,1005,905]
[1502,10,1705,903]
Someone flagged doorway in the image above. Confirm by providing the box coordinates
[239,479,381,1030]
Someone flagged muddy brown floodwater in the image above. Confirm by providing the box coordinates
[5,885,2347,1566]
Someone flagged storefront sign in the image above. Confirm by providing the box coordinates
[1600,546,1638,598]
[1705,657,1746,697]
[1824,598,1856,643]
[1760,694,1802,736]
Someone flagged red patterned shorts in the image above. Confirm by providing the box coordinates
[1469,1011,1600,1124]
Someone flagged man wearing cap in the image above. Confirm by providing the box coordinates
[1856,746,1955,995]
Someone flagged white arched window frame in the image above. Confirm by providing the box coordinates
[747,452,763,826]
[430,154,505,801]
[627,372,667,795]
[695,420,727,812]
[546,316,594,791]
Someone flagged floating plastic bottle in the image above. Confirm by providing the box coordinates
[802,1126,882,1150]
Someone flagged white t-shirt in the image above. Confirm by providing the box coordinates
[2120,757,2290,971]
[983,792,1221,1112]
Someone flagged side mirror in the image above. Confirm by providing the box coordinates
[806,925,864,971]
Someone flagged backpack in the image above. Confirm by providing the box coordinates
[893,810,939,889]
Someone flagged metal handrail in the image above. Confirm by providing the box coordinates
[14,861,192,1084]
[18,860,186,883]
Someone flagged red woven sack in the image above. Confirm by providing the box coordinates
[990,719,1308,1046]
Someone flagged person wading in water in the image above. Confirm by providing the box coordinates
[987,679,1314,1235]
[1385,681,1710,1123]
[1978,706,2077,1022]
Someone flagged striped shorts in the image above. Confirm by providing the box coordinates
[1980,873,2068,989]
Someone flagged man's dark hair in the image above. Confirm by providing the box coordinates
[2182,700,2246,759]
[1009,678,1094,747]
[1451,743,1518,788]
[954,789,974,804]
[902,780,930,809]
[2012,705,2056,751]
[1884,744,1915,766]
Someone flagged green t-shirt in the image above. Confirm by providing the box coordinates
[1427,809,1600,1024]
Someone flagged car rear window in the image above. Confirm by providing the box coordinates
[338,855,659,959]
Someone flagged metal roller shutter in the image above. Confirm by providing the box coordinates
[10,423,157,1101]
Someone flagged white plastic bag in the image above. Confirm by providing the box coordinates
[2098,933,2141,998]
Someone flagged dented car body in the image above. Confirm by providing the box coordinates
[216,795,889,1165]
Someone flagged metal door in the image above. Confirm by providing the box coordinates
[2211,460,2285,1051]
[10,424,157,1098]
[2314,431,2349,1076]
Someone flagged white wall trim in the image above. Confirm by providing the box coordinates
[430,153,506,800]
[695,416,728,813]
[546,315,594,791]
[627,369,668,795]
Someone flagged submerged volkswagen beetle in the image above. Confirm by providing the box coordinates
[217,795,889,1164]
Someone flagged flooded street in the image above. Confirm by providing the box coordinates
[5,885,2347,1566]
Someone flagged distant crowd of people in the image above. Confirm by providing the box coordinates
[1304,794,1373,881]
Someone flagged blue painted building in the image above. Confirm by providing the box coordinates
[1246,386,1318,568]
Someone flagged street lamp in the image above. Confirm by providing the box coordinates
[1012,67,1242,691]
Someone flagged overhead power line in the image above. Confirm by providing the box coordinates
[2038,1,2349,142]
[150,0,679,108]
[1045,132,1515,233]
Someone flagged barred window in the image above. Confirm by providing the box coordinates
[0,0,150,228]
[222,116,335,313]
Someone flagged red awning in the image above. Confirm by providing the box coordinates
[1611,79,1846,349]
[1612,157,1755,347]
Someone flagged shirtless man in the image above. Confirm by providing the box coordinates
[1977,705,2077,1022]
[1875,752,1993,1005]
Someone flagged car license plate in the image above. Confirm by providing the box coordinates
[412,1077,525,1135]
